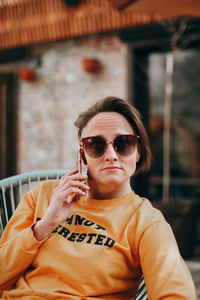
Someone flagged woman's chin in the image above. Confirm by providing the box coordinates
[99,175,123,186]
[88,171,127,187]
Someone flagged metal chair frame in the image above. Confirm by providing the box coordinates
[0,170,68,236]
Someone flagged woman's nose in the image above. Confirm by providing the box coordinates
[104,142,118,161]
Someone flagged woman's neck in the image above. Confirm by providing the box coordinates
[87,179,132,200]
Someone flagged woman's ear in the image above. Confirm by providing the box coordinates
[80,148,87,165]
[136,151,140,163]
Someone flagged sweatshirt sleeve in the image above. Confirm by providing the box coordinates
[137,202,196,300]
[0,184,47,294]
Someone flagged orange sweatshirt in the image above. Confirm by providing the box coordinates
[0,180,196,299]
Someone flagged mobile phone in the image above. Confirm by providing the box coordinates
[77,148,88,176]
[66,148,84,204]
[77,148,82,174]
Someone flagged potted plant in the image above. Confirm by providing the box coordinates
[82,58,101,73]
[18,67,36,82]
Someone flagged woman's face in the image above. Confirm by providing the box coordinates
[81,112,140,194]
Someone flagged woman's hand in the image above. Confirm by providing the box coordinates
[32,170,89,241]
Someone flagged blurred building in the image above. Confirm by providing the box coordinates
[0,2,200,255]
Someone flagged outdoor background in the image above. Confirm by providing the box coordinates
[0,1,200,293]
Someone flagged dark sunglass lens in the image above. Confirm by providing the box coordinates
[114,135,136,156]
[85,137,106,158]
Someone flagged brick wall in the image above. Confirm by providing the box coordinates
[16,33,128,173]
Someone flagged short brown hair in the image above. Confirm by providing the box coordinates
[74,96,151,174]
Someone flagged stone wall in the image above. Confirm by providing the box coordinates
[8,33,128,173]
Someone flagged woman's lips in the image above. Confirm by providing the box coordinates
[102,167,121,171]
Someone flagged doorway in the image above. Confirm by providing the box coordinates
[0,73,17,179]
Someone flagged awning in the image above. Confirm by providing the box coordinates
[0,0,200,50]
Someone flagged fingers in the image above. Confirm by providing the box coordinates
[56,173,88,193]
[52,170,89,205]
[59,171,88,190]
[59,181,89,203]
[54,182,88,196]
[60,170,88,184]
[53,186,86,206]
[64,186,88,197]
[61,169,78,180]
[61,179,89,192]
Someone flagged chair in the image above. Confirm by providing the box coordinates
[0,170,148,300]
[134,276,148,300]
[0,169,68,236]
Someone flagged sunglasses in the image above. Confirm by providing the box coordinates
[80,134,140,158]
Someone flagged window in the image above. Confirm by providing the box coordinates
[148,50,200,202]
[120,19,200,203]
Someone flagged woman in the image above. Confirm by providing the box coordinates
[0,96,196,299]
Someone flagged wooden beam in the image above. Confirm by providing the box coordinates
[109,0,136,9]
